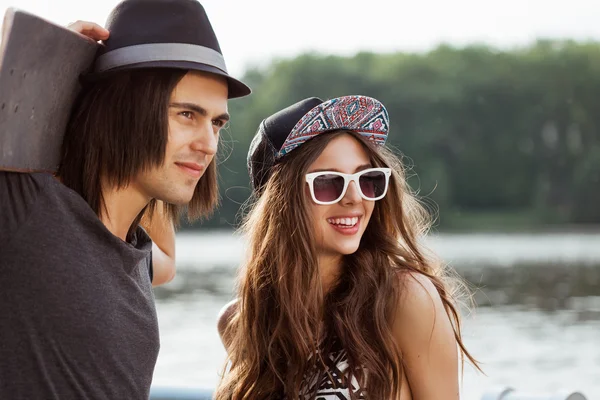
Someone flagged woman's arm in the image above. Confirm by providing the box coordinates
[393,272,461,399]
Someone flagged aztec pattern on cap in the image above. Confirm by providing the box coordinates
[276,95,389,158]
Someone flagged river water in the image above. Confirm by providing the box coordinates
[151,231,600,399]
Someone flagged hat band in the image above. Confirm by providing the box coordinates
[94,43,228,73]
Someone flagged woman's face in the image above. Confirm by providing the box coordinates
[306,134,376,259]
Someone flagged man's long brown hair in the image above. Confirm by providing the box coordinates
[57,69,219,239]
[216,130,479,399]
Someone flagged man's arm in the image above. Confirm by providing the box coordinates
[140,201,176,287]
[67,20,109,41]
[217,299,238,352]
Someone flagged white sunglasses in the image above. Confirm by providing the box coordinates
[305,167,392,205]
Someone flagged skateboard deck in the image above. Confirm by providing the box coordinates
[0,8,99,173]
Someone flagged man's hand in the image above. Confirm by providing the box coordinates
[67,20,109,41]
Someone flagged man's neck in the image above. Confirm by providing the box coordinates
[100,181,150,242]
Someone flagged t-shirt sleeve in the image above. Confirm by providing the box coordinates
[148,250,154,283]
[0,172,41,245]
[134,225,154,283]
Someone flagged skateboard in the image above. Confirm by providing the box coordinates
[0,8,99,173]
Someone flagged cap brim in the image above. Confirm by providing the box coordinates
[82,60,251,99]
[276,96,389,158]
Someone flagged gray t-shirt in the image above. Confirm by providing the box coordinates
[0,172,159,399]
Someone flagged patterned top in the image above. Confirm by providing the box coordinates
[300,347,367,400]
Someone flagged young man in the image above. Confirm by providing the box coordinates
[0,0,250,398]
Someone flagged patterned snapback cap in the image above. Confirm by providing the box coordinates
[277,95,389,158]
[247,95,390,193]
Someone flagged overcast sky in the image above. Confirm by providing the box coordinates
[1,0,599,76]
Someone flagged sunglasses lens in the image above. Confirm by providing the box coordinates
[313,174,345,202]
[359,170,387,199]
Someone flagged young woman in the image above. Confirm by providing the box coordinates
[216,96,479,399]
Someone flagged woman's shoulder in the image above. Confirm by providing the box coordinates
[392,270,450,339]
[397,271,441,307]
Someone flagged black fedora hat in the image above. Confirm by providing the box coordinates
[88,0,251,99]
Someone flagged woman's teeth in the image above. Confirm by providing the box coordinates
[327,217,359,227]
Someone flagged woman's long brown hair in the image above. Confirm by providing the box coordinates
[216,130,479,399]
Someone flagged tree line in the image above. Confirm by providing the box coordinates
[188,40,600,231]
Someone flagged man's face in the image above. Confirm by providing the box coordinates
[133,70,229,204]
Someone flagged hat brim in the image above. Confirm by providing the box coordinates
[82,60,251,99]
